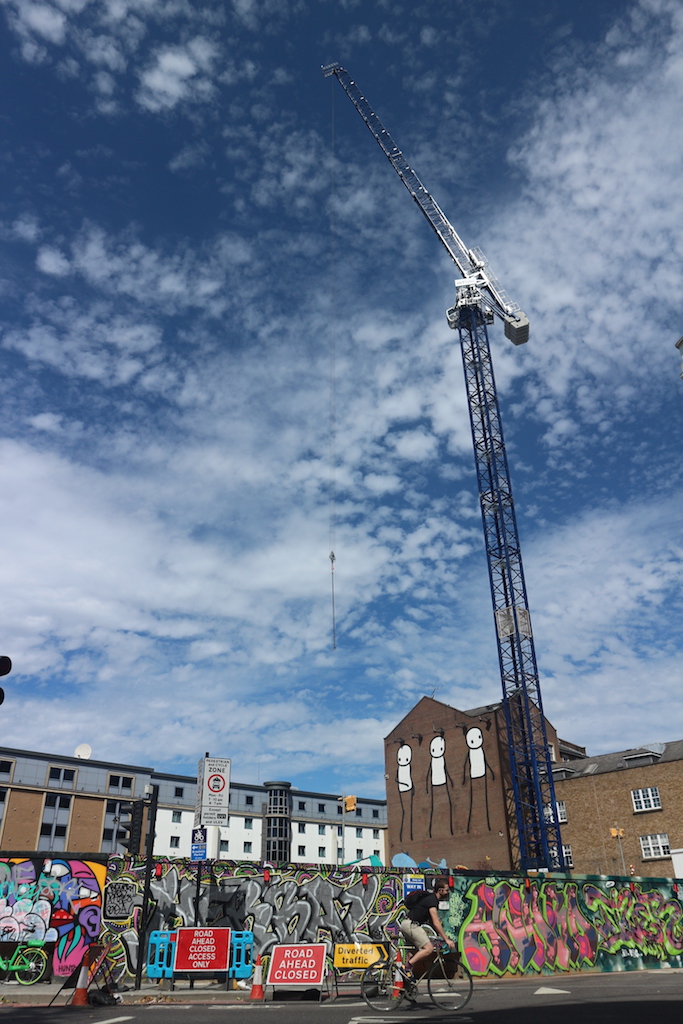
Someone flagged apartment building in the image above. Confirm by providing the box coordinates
[0,747,387,865]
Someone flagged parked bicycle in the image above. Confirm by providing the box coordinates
[361,934,473,1012]
[0,942,49,985]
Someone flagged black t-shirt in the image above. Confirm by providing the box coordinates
[409,892,438,925]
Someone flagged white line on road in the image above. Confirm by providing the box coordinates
[96,1017,135,1024]
[534,986,571,995]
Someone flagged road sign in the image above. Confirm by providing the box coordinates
[174,928,231,972]
[403,874,426,901]
[191,826,207,861]
[195,756,231,827]
[333,943,387,969]
[266,944,327,986]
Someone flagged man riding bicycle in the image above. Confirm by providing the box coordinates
[399,876,456,979]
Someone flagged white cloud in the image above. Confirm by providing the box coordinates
[36,246,71,275]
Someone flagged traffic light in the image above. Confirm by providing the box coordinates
[0,656,11,707]
[119,800,145,854]
[344,795,357,812]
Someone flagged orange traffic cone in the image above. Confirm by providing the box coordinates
[249,954,265,1001]
[392,948,405,999]
[71,950,93,1006]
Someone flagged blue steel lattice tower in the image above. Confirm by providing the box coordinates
[324,63,563,870]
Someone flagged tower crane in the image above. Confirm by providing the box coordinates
[323,63,564,870]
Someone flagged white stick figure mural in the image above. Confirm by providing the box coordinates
[396,743,414,841]
[463,726,495,831]
[426,735,453,838]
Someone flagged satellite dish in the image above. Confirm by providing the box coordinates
[74,743,92,760]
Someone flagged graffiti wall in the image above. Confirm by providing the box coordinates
[1,856,681,979]
[0,857,106,976]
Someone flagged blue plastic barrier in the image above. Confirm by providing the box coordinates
[146,930,254,979]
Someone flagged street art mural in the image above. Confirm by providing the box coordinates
[396,743,414,842]
[0,857,106,976]
[448,875,683,976]
[462,727,495,831]
[1,856,682,980]
[426,735,454,838]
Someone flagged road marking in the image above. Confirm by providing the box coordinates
[96,1017,135,1024]
[535,986,571,995]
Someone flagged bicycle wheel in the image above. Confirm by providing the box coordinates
[427,955,473,1010]
[15,947,48,985]
[361,959,405,1011]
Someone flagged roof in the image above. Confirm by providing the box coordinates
[553,740,683,780]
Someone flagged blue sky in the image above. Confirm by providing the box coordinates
[0,0,681,798]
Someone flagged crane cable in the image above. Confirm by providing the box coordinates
[328,77,337,650]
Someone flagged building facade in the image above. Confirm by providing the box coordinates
[552,741,683,877]
[0,747,387,865]
[385,696,682,877]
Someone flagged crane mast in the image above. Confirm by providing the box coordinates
[324,63,563,870]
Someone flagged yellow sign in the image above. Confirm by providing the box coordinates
[333,943,386,969]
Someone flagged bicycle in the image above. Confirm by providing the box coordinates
[0,942,49,985]
[361,934,473,1012]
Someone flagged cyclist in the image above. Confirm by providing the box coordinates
[399,876,455,979]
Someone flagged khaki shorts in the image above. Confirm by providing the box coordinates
[399,917,432,951]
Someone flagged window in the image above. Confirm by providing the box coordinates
[640,834,670,859]
[48,766,76,788]
[298,801,306,811]
[245,817,253,829]
[245,795,254,806]
[298,845,306,856]
[337,805,343,815]
[318,846,326,858]
[355,808,362,817]
[172,811,182,823]
[372,809,379,819]
[356,848,363,859]
[356,827,363,838]
[318,824,325,835]
[318,803,325,813]
[174,787,184,798]
[372,829,380,840]
[557,801,567,823]
[0,760,12,776]
[45,794,58,808]
[108,774,133,794]
[106,800,118,814]
[373,850,380,857]
[632,787,661,812]
[219,840,229,854]
[243,841,252,854]
[337,848,343,859]
[169,836,180,849]
[298,822,306,833]
[337,825,343,837]
[562,844,573,868]
[103,828,113,841]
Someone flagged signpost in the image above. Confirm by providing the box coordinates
[266,944,327,987]
[175,928,231,973]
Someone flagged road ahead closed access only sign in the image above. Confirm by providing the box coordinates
[174,928,231,972]
[266,944,327,986]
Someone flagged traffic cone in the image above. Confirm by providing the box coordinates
[71,950,92,1006]
[249,954,265,1001]
[392,948,405,998]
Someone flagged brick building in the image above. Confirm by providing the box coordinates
[553,742,683,876]
[385,697,682,877]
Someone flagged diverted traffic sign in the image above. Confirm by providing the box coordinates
[333,943,386,969]
[266,943,326,986]
[175,928,231,972]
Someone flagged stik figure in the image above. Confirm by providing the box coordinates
[396,743,414,841]
[463,727,495,831]
[426,736,453,838]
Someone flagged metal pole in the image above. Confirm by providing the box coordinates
[617,834,626,875]
[134,784,158,990]
[341,797,346,864]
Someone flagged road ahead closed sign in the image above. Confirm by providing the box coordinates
[266,944,327,986]
[174,928,231,972]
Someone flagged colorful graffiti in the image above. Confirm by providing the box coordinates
[1,856,681,981]
[0,857,106,976]
[454,876,683,976]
